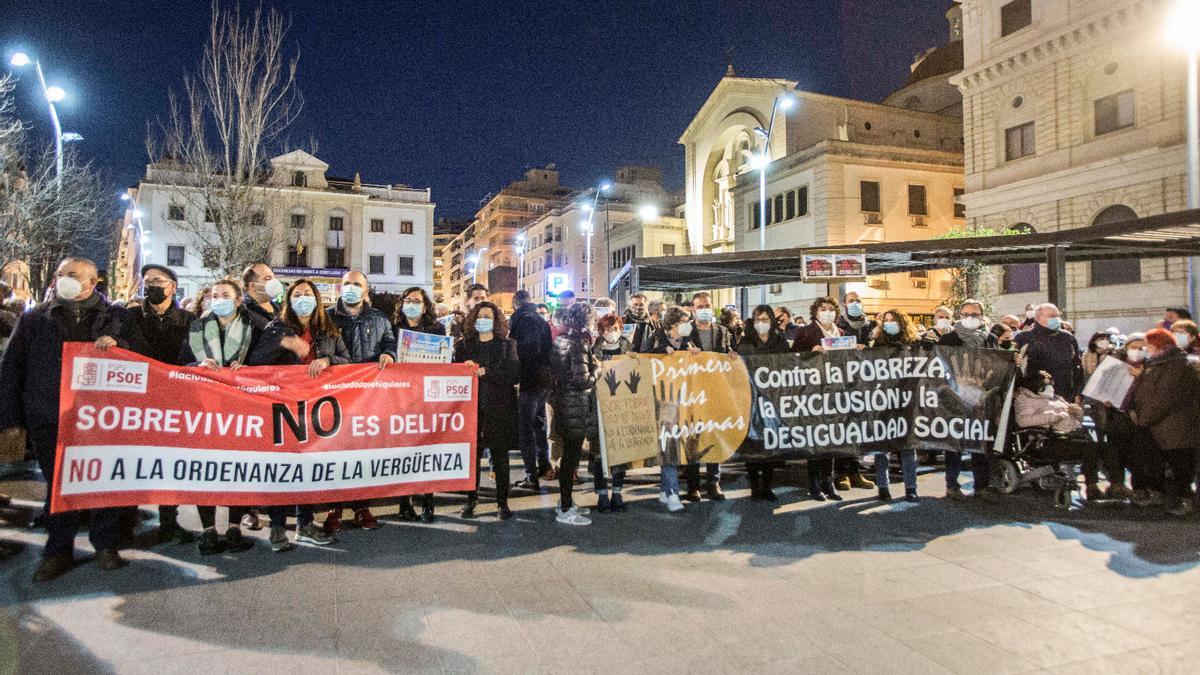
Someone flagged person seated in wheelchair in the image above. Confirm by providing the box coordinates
[1014,369,1126,501]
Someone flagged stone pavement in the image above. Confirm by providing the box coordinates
[2,466,1200,675]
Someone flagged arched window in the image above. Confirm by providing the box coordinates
[1002,223,1040,294]
[291,171,307,187]
[1090,205,1141,286]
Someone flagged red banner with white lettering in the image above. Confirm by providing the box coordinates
[52,343,477,513]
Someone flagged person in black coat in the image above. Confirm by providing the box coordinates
[645,306,699,354]
[1013,303,1083,401]
[549,302,600,525]
[1130,329,1200,516]
[622,292,658,353]
[836,290,876,345]
[393,286,449,522]
[0,258,128,581]
[735,304,790,501]
[509,290,554,490]
[453,301,519,520]
[937,299,999,349]
[240,262,283,322]
[590,313,633,513]
[246,279,348,552]
[685,292,735,500]
[96,264,196,546]
[790,296,844,500]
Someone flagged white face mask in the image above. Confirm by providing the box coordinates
[55,275,83,301]
[262,278,284,299]
[817,310,836,325]
[960,316,982,330]
[1127,348,1145,364]
[1174,332,1191,349]
[676,322,694,338]
[1025,310,1035,319]
[935,318,951,331]
[1040,386,1056,399]
[755,321,771,335]
[604,331,620,344]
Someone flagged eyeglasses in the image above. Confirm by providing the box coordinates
[144,279,172,288]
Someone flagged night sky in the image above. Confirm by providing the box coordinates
[5,1,955,221]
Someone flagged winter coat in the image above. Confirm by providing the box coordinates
[938,327,999,349]
[508,302,553,389]
[1014,388,1084,433]
[0,295,124,441]
[1130,348,1200,450]
[453,336,519,451]
[691,323,733,353]
[178,308,269,367]
[735,330,790,355]
[792,321,842,353]
[241,294,279,322]
[246,319,351,367]
[1014,324,1084,399]
[645,328,698,354]
[108,301,194,365]
[327,301,396,364]
[837,316,876,345]
[549,331,599,442]
[621,309,658,353]
[593,336,631,361]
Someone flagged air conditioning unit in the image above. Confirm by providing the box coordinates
[868,278,889,290]
[912,279,928,289]
[864,212,882,225]
[911,215,927,227]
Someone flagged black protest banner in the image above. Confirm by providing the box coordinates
[741,346,1015,459]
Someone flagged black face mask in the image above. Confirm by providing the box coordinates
[999,340,1013,350]
[145,286,170,305]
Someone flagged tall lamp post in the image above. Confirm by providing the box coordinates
[515,235,526,293]
[1168,0,1200,317]
[581,181,611,302]
[751,92,796,304]
[469,247,488,285]
[10,52,79,189]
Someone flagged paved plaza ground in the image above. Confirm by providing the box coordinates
[2,464,1200,674]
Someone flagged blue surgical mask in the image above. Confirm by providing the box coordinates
[695,308,714,323]
[211,298,237,318]
[402,302,423,319]
[1046,317,1062,331]
[475,317,494,334]
[847,302,863,317]
[341,285,364,305]
[883,321,900,335]
[291,295,317,317]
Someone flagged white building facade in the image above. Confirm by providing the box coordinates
[129,150,435,300]
[952,0,1192,336]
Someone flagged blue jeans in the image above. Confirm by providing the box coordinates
[266,505,315,528]
[661,465,680,495]
[517,387,550,476]
[874,450,917,491]
[589,455,626,493]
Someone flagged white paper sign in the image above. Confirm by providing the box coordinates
[1082,356,1135,408]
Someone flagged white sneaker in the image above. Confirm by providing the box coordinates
[573,505,591,515]
[658,491,668,504]
[666,493,684,512]
[556,506,591,526]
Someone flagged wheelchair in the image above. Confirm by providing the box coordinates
[987,419,1101,508]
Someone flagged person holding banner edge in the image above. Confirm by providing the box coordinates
[321,270,397,534]
[791,296,842,501]
[177,279,268,554]
[95,263,198,545]
[865,309,922,502]
[0,257,129,582]
[646,306,700,512]
[735,304,790,501]
[395,286,447,522]
[247,279,349,551]
[591,312,632,512]
[938,299,995,501]
[452,301,517,520]
[685,292,734,501]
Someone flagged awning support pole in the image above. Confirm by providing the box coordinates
[1047,245,1067,314]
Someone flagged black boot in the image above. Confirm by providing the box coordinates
[421,494,435,523]
[761,467,777,502]
[748,469,763,500]
[809,475,827,502]
[460,495,478,519]
[398,496,419,521]
[821,478,843,502]
[682,465,702,502]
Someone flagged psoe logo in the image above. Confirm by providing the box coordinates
[71,357,149,394]
[423,376,473,402]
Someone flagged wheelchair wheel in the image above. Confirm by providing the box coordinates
[991,459,1020,494]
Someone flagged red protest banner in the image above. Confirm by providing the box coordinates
[52,343,477,513]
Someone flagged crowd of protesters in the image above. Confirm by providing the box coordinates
[2,256,1199,583]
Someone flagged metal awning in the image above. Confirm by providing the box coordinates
[612,208,1200,295]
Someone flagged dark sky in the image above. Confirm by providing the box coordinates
[5,1,955,220]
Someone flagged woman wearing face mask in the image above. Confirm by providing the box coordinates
[452,301,518,520]
[1169,319,1200,357]
[179,279,269,554]
[921,306,955,345]
[646,306,698,510]
[247,279,349,552]
[719,307,744,346]
[1082,332,1115,377]
[394,286,446,522]
[735,305,789,501]
[1130,329,1200,516]
[867,310,923,502]
[549,303,600,524]
[1020,303,1037,330]
[1104,334,1161,505]
[790,298,842,500]
[588,313,632,512]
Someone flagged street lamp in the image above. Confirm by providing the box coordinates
[639,204,660,222]
[582,181,611,301]
[10,52,69,188]
[515,234,526,292]
[1168,0,1200,317]
[752,92,796,304]
[469,247,488,284]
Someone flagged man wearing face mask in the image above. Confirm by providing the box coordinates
[509,290,555,489]
[95,264,197,546]
[621,292,658,354]
[241,262,284,322]
[936,299,998,349]
[836,291,876,345]
[0,258,128,581]
[1013,303,1083,402]
[684,292,734,501]
[321,270,397,532]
